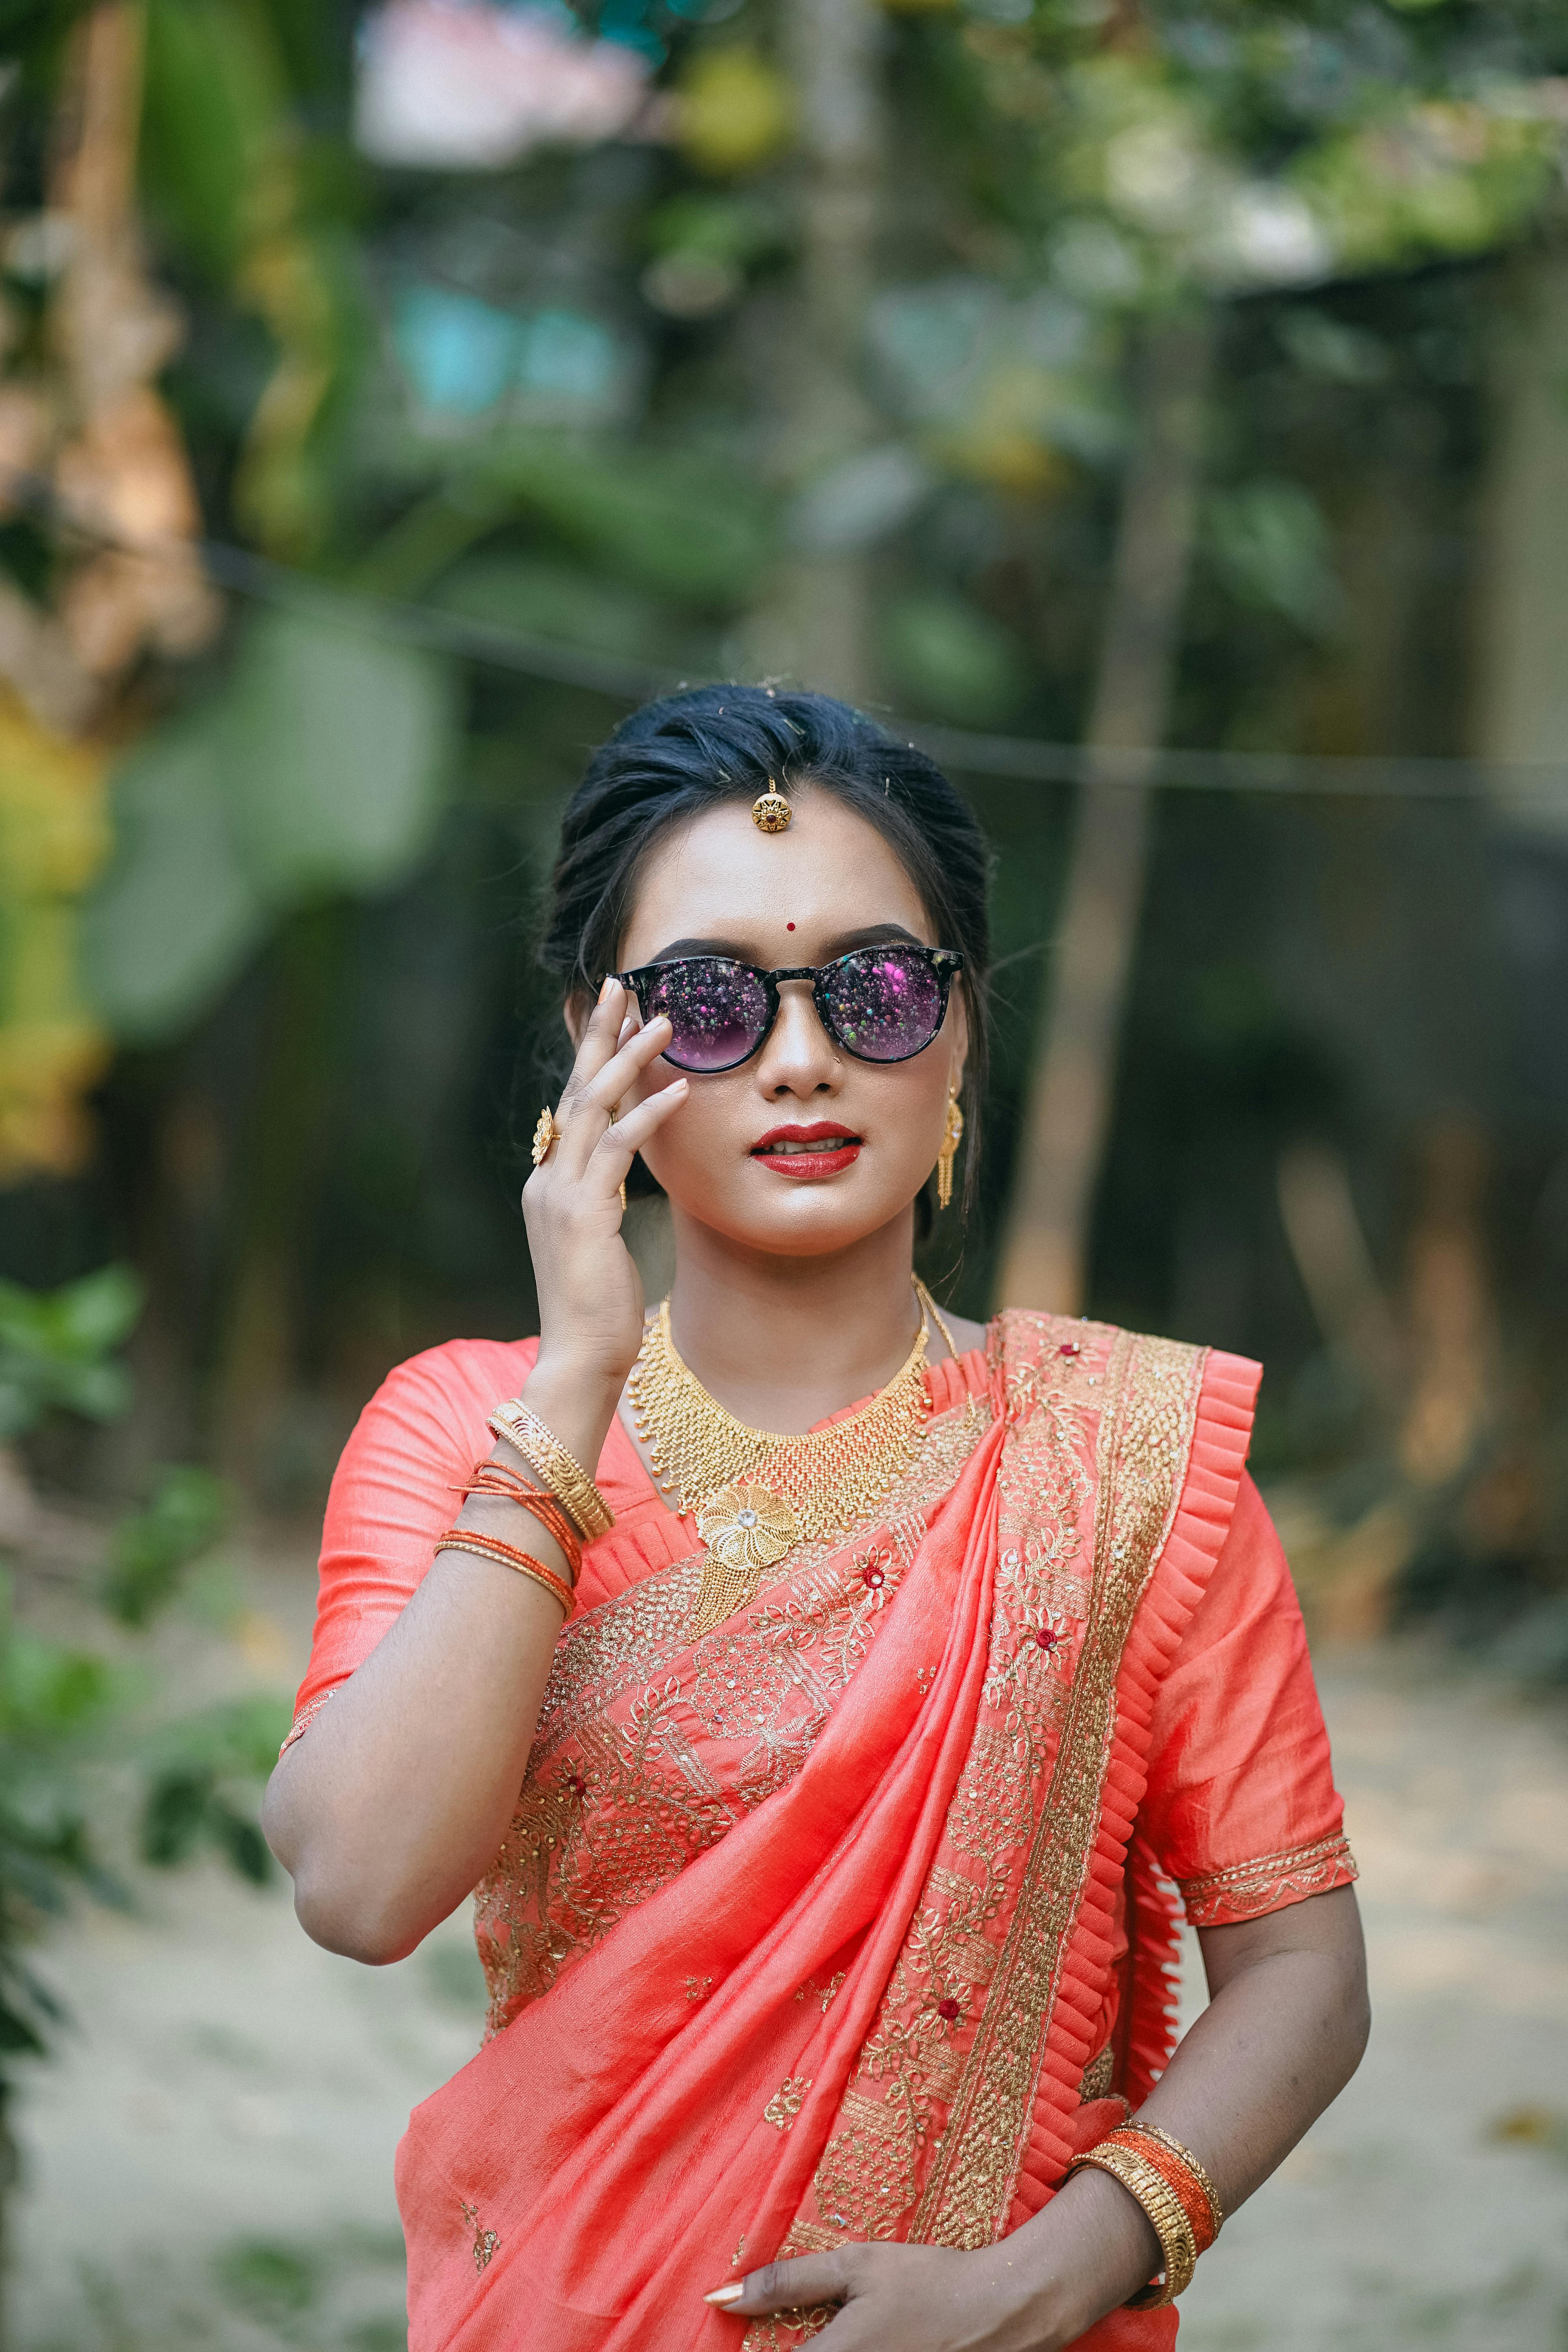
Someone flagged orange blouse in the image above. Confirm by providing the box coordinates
[287,1331,1351,1940]
[285,1317,1354,2352]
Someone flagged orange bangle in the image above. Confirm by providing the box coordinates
[1104,2125,1222,2256]
[455,1466,583,1581]
[436,1529,575,1618]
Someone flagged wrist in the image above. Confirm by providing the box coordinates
[995,2169,1163,2350]
[514,1355,624,1481]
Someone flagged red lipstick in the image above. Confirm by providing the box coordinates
[750,1121,862,1180]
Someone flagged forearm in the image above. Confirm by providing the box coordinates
[1136,1886,1370,2212]
[263,1355,621,1963]
[989,1887,1370,2341]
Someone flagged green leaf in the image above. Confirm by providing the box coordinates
[468,437,775,605]
[140,1692,292,1780]
[1206,479,1344,637]
[141,0,291,283]
[880,592,1029,726]
[216,1806,272,1885]
[49,1263,146,1357]
[137,1695,287,1882]
[81,706,269,1044]
[140,1770,211,1868]
[0,1632,116,1739]
[102,1466,235,1630]
[225,604,457,903]
[0,1267,143,1437]
[84,607,458,1043]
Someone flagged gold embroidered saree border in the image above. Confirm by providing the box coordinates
[1178,1831,1357,1927]
[913,1327,1207,2249]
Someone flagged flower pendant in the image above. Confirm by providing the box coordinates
[688,1482,798,1639]
[696,1481,797,1572]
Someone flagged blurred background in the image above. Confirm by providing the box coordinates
[1,0,1567,2345]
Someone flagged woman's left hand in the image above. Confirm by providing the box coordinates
[706,2243,1065,2352]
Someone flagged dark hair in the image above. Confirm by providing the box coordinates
[537,684,993,1210]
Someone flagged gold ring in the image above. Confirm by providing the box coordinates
[532,1106,563,1168]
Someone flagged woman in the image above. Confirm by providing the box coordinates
[264,686,1368,2352]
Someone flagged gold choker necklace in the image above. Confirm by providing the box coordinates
[630,1279,950,1637]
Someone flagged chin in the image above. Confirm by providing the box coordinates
[664,1161,914,1257]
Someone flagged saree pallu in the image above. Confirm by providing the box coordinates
[369,1311,1347,2352]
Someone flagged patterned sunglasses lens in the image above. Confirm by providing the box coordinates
[646,958,773,1071]
[822,948,946,1061]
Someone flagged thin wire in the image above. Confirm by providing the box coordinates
[8,463,1568,807]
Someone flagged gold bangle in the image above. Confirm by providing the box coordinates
[1067,2144,1198,2307]
[1122,2121,1225,2241]
[487,1400,614,1542]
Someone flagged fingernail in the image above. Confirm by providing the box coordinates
[599,976,615,1003]
[702,2285,744,2307]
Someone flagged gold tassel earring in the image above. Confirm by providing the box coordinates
[936,1085,965,1211]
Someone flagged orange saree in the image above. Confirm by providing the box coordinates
[287,1312,1355,2352]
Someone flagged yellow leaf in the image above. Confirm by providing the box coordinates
[0,1018,110,1180]
[0,691,111,898]
[675,49,795,178]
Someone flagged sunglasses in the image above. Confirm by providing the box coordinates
[613,944,965,1075]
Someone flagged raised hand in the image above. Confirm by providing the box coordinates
[522,976,686,1394]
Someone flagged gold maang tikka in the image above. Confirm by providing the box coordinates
[751,777,792,833]
[936,1085,965,1211]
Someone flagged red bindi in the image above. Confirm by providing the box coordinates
[786,922,795,931]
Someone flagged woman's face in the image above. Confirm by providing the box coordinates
[602,789,967,1259]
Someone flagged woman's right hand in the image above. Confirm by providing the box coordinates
[521,976,687,1401]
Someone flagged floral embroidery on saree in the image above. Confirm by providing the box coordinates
[764,2076,813,2130]
[744,1314,1207,2336]
[1178,1831,1357,1927]
[472,1391,993,2038]
[458,2202,497,2272]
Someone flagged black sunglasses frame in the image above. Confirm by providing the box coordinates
[612,945,967,1074]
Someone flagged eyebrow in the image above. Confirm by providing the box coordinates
[638,922,926,965]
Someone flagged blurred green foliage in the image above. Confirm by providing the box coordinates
[138,1692,290,1881]
[85,609,457,1043]
[0,1572,118,2064]
[0,1265,143,1438]
[102,1464,235,1628]
[0,1274,283,2129]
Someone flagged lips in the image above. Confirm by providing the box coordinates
[751,1122,862,1181]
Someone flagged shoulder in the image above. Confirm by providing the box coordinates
[987,1306,1256,1376]
[987,1311,1262,1448]
[352,1334,541,1447]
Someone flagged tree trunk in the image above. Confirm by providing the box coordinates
[751,0,884,697]
[1472,247,1568,843]
[209,904,350,1486]
[996,314,1214,1313]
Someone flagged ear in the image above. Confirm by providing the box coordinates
[948,989,969,1094]
[563,989,594,1051]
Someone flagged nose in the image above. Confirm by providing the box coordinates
[752,976,841,1101]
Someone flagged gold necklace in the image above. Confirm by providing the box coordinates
[631,1278,950,1637]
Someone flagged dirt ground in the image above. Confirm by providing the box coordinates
[14,1549,1568,2352]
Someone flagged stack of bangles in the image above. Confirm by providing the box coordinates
[436,1405,613,1621]
[486,1397,615,1541]
[1065,2122,1224,2308]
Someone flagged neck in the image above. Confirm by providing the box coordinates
[662,1205,924,1435]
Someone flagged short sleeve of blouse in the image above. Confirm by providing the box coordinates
[280,1335,671,1753]
[1138,1472,1357,1927]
